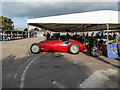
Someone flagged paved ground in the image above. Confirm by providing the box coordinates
[1,38,120,89]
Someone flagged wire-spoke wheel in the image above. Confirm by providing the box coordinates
[69,43,80,54]
[30,43,41,54]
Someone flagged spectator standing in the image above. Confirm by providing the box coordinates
[115,32,120,41]
[66,32,70,37]
[113,32,117,38]
[46,32,50,40]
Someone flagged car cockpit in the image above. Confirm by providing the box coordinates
[60,36,69,44]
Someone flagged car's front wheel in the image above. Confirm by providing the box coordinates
[68,43,80,54]
[30,43,41,54]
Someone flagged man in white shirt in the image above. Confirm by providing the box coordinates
[115,33,120,41]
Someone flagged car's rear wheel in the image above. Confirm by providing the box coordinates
[68,43,80,54]
[30,43,41,54]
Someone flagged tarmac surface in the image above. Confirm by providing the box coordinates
[1,38,120,89]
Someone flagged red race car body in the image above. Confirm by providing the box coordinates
[30,37,86,54]
[38,39,86,51]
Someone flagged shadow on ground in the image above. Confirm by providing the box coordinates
[2,52,91,88]
[2,51,119,89]
[82,51,120,69]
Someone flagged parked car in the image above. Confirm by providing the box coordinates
[0,36,11,41]
[30,36,86,54]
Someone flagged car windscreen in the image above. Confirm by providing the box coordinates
[47,38,59,41]
[60,36,69,41]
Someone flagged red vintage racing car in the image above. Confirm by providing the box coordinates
[30,36,86,54]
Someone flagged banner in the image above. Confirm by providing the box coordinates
[107,44,118,58]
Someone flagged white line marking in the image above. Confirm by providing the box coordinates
[52,80,66,88]
[20,54,44,88]
[80,69,118,88]
[11,58,32,88]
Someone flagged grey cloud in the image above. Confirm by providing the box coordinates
[2,2,118,18]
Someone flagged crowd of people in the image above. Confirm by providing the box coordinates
[43,31,120,42]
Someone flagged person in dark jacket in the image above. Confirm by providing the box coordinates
[46,32,50,40]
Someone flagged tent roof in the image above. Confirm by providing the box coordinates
[27,10,120,32]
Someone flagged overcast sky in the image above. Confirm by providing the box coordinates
[1,0,120,28]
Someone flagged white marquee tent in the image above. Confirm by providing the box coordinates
[27,10,119,24]
[27,10,120,41]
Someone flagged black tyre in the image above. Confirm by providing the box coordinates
[30,43,41,54]
[68,43,80,54]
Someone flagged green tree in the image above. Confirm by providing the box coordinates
[0,16,14,30]
[24,28,28,31]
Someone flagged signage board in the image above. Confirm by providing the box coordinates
[107,44,118,58]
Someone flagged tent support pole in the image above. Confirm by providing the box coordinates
[11,31,12,39]
[106,24,109,44]
[27,23,29,38]
[17,31,18,39]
